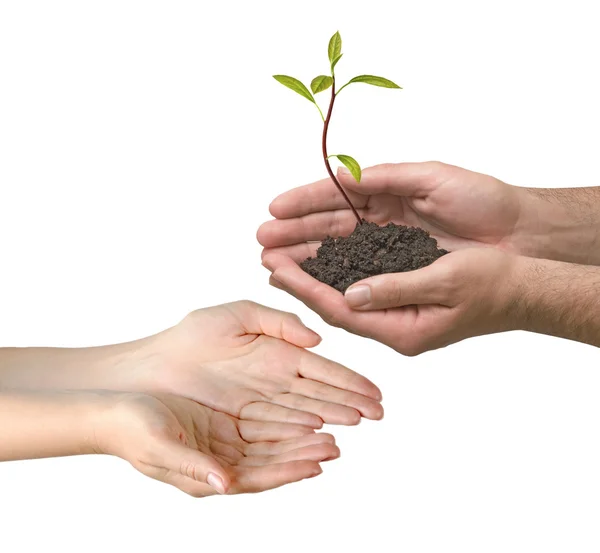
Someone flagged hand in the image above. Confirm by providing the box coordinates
[98,392,337,497]
[262,248,523,356]
[118,301,383,427]
[257,161,527,258]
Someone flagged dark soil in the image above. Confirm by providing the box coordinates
[300,221,449,293]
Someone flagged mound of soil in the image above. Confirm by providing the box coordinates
[300,221,449,293]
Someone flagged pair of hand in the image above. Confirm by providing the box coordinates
[6,301,382,496]
[103,301,383,496]
[257,162,548,355]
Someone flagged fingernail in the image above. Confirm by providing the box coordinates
[345,285,371,308]
[207,472,226,494]
[337,166,350,176]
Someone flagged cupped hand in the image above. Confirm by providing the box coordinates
[124,301,383,428]
[262,248,524,356]
[257,161,526,258]
[100,392,337,497]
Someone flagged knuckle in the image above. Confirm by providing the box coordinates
[231,299,258,310]
[179,459,198,480]
[322,310,343,328]
[437,264,459,294]
[394,335,427,357]
[287,312,303,325]
[426,160,447,171]
[401,344,424,357]
[382,279,403,305]
[378,162,398,173]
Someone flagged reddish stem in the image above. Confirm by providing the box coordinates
[322,77,362,225]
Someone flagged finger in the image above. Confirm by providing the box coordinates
[136,463,219,498]
[269,274,286,291]
[244,433,336,456]
[261,243,320,264]
[149,439,230,495]
[239,442,340,467]
[231,461,322,494]
[257,209,362,248]
[272,393,362,425]
[337,162,445,197]
[229,300,321,348]
[238,420,315,443]
[268,176,367,219]
[297,350,383,401]
[290,380,384,421]
[344,259,456,310]
[239,402,324,429]
[265,254,373,333]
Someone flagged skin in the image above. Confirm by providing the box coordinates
[0,301,383,427]
[258,162,600,355]
[0,390,338,497]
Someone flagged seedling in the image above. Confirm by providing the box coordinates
[273,31,401,225]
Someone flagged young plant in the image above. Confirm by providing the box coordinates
[273,31,401,225]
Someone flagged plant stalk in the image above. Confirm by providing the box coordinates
[322,77,362,225]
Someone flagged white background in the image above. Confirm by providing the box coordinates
[1,1,599,551]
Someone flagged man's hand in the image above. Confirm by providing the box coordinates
[263,248,520,355]
[98,392,337,497]
[258,162,524,258]
[262,248,600,355]
[257,161,600,265]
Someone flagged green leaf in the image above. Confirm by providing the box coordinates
[328,31,342,63]
[273,75,315,104]
[332,154,361,182]
[331,53,343,70]
[311,75,333,94]
[346,75,402,88]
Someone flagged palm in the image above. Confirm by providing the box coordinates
[129,394,338,496]
[145,302,383,427]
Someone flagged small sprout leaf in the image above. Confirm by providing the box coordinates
[273,75,316,103]
[328,31,342,63]
[311,75,333,94]
[332,154,362,182]
[347,75,402,88]
[331,53,343,70]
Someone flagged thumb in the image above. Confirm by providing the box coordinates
[344,262,454,310]
[337,162,444,196]
[153,439,231,495]
[233,300,322,348]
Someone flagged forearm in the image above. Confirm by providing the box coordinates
[0,391,109,461]
[513,186,600,265]
[0,338,156,391]
[512,256,600,347]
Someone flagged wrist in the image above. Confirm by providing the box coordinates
[500,254,543,332]
[67,334,165,395]
[90,391,139,458]
[504,255,600,347]
[512,186,600,264]
[510,187,558,259]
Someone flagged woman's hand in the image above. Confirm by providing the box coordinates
[0,301,383,427]
[98,392,338,497]
[130,301,383,427]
